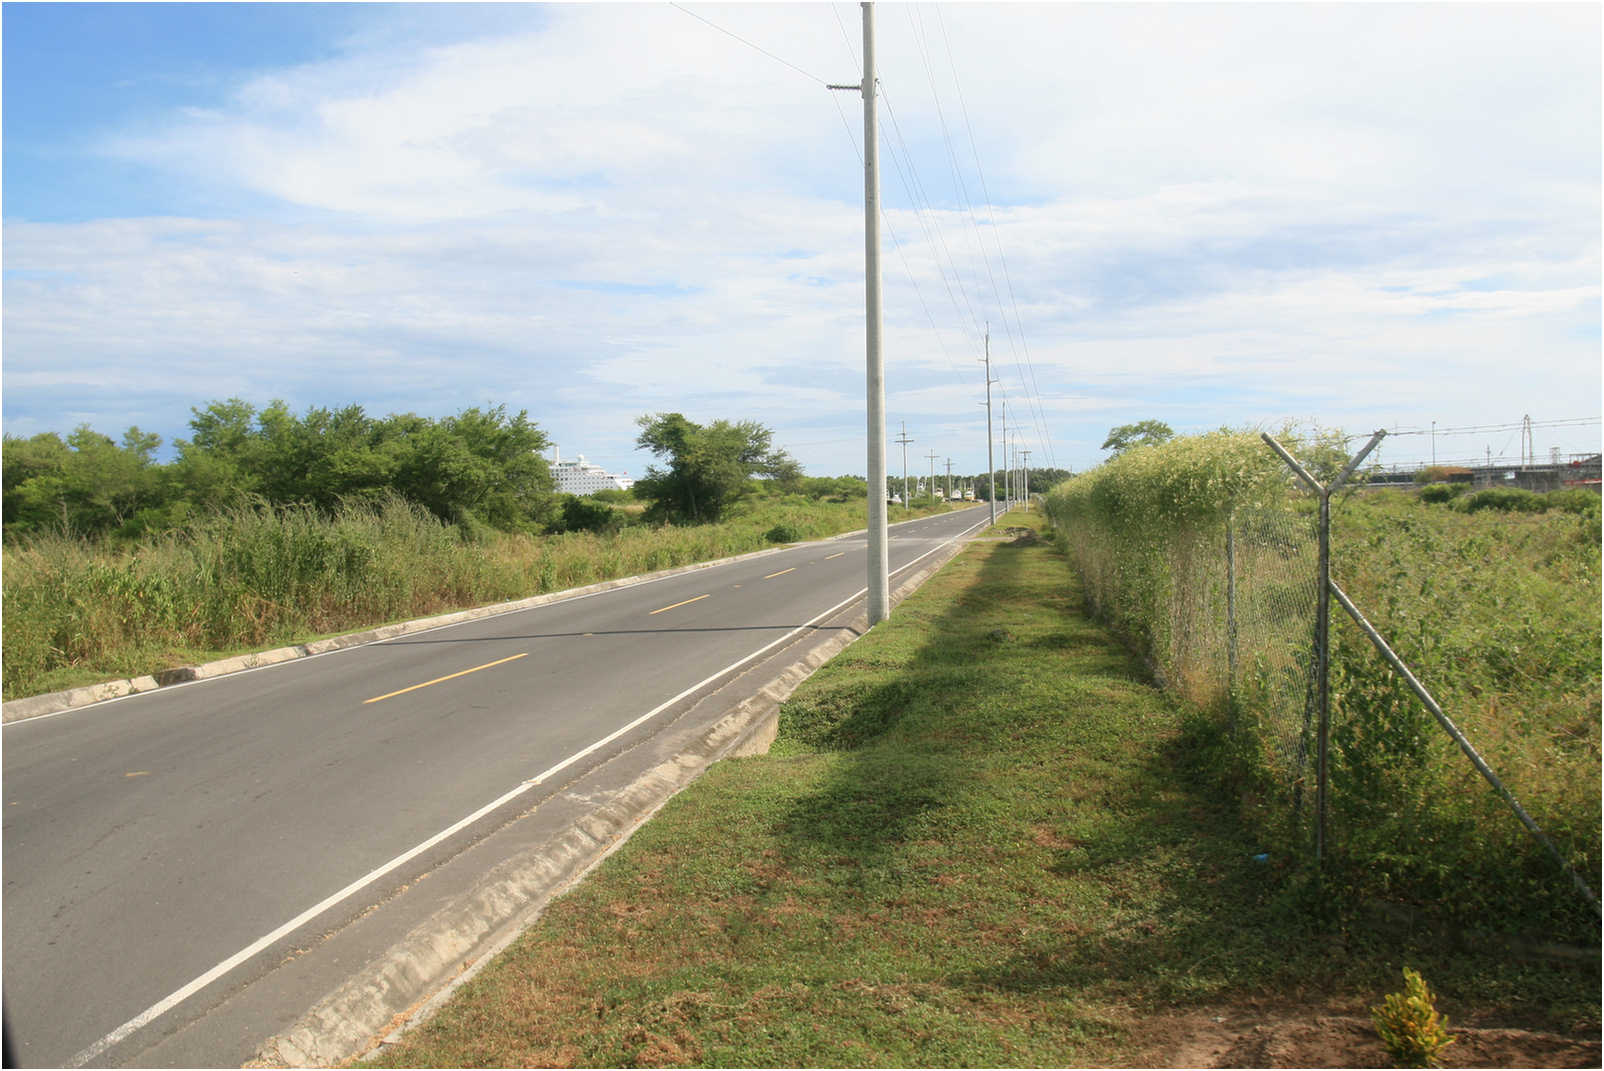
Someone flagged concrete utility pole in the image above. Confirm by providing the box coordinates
[896,422,913,508]
[945,457,953,500]
[829,3,887,624]
[1000,403,1011,514]
[926,450,939,501]
[981,325,997,525]
[1021,449,1031,510]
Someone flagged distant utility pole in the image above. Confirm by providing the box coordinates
[1021,449,1031,510]
[896,422,914,507]
[1000,403,1011,514]
[980,325,997,525]
[926,450,939,500]
[945,457,953,500]
[829,2,886,624]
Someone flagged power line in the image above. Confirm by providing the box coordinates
[900,4,1056,471]
[931,4,1057,470]
[683,0,1053,475]
[879,85,984,345]
[669,3,827,86]
[824,6,970,382]
[1388,417,1600,438]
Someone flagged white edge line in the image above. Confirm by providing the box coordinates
[65,511,987,1068]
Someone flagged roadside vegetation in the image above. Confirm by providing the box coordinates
[1,487,966,701]
[363,510,1597,1068]
[1043,430,1601,943]
[1,399,974,700]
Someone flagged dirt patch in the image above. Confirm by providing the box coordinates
[1148,1003,1601,1068]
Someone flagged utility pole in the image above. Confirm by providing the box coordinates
[945,457,953,500]
[926,450,939,502]
[1000,403,1011,514]
[896,422,914,508]
[1021,449,1031,510]
[980,324,997,525]
[829,3,886,624]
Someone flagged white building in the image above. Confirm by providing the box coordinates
[551,448,634,495]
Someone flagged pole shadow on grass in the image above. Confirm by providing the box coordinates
[770,525,1318,1010]
[770,530,1125,874]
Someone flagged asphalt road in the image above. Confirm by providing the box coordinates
[2,505,993,1067]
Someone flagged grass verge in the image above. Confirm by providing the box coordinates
[362,511,1598,1068]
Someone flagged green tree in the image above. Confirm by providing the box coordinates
[1,425,164,537]
[4,399,559,540]
[1024,466,1074,494]
[1101,420,1174,456]
[633,413,797,524]
[170,398,264,512]
[385,406,554,531]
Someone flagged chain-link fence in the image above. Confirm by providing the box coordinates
[1045,430,1601,935]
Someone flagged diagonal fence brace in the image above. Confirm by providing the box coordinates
[1329,579,1600,915]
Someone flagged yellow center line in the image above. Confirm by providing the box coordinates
[763,567,796,579]
[649,593,710,615]
[824,552,845,560]
[364,653,529,705]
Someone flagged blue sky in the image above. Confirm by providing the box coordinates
[4,2,1600,479]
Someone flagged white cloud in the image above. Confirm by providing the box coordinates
[5,3,1598,474]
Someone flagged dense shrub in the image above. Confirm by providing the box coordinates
[1453,486,1544,513]
[1417,483,1466,504]
[1545,488,1602,517]
[557,495,624,535]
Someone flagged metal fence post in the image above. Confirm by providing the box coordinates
[1314,492,1331,866]
[1261,430,1386,869]
[1226,514,1238,725]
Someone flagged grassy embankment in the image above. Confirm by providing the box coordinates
[1,491,964,701]
[362,509,1597,1068]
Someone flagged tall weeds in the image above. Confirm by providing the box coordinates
[1043,436,1601,938]
[3,491,936,700]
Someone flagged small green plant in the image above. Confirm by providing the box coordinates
[764,523,801,544]
[1371,967,1454,1067]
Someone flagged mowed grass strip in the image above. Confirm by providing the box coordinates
[364,511,1597,1068]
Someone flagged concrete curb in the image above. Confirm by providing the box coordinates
[1,543,803,725]
[250,528,975,1068]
